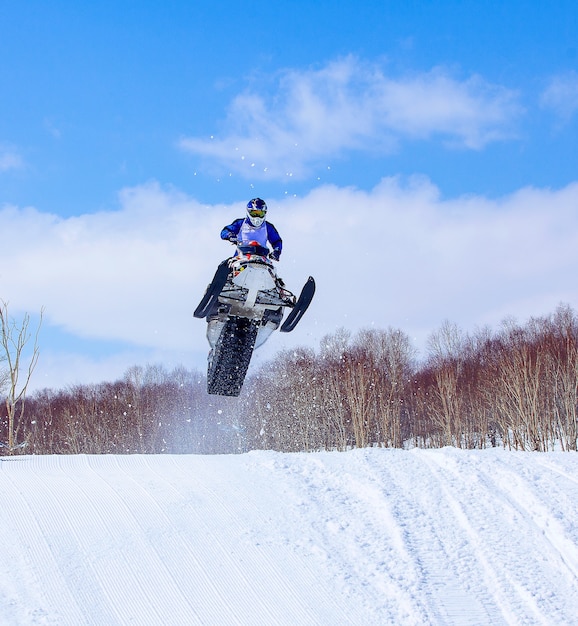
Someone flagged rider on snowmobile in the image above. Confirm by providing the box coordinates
[197,198,313,396]
[220,198,282,261]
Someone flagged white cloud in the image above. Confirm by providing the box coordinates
[540,71,578,122]
[179,57,521,180]
[0,147,24,172]
[1,183,225,351]
[273,180,578,343]
[3,177,578,390]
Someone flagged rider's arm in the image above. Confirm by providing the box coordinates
[220,219,244,241]
[266,222,283,257]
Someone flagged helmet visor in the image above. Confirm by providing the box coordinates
[248,208,266,218]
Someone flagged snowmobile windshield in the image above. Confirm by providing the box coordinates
[237,243,270,257]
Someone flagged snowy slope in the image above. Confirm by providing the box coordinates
[1,448,578,626]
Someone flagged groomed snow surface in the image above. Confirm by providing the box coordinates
[1,448,578,625]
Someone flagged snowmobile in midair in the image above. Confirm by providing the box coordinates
[194,230,315,397]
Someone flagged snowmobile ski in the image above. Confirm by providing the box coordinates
[193,260,230,319]
[280,277,316,333]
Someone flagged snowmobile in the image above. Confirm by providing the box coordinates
[194,242,315,397]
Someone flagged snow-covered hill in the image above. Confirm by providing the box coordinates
[1,448,577,625]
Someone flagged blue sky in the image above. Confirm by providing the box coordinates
[1,1,578,390]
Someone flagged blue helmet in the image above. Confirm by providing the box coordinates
[247,198,267,227]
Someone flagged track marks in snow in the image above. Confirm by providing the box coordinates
[278,450,505,625]
[422,450,578,625]
[414,452,524,625]
[2,449,578,625]
[262,451,429,624]
[377,452,506,625]
[262,448,578,626]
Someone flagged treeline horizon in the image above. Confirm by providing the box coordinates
[3,303,578,454]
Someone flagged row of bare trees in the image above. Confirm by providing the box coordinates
[243,327,415,452]
[3,303,578,454]
[16,365,246,455]
[416,304,578,451]
[243,304,578,452]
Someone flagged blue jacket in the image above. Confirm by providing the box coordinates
[220,218,283,257]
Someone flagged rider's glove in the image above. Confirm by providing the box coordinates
[269,249,281,261]
[225,234,238,245]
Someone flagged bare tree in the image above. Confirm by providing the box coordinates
[548,305,578,450]
[356,328,415,448]
[426,320,468,447]
[0,300,43,452]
